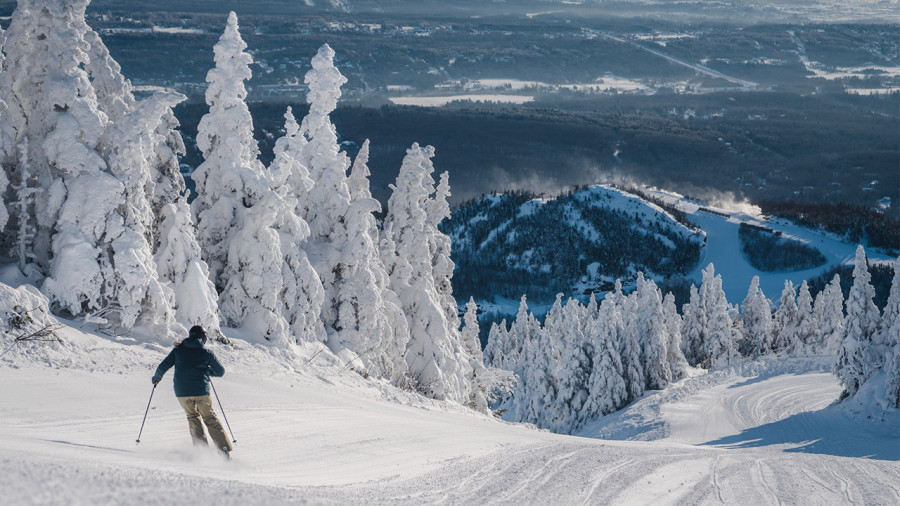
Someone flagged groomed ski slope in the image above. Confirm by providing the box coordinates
[2,328,898,505]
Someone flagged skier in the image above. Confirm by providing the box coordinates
[152,325,233,458]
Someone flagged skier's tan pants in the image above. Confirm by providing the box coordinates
[177,395,233,452]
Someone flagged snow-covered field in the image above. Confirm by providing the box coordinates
[2,327,897,505]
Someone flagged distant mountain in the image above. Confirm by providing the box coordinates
[441,185,704,304]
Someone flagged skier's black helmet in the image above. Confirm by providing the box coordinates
[189,325,208,344]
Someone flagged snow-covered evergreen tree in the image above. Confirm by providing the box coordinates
[772,280,799,354]
[705,269,738,369]
[794,280,818,355]
[297,45,410,379]
[154,201,221,339]
[191,12,267,290]
[814,274,844,355]
[881,260,900,409]
[739,276,772,357]
[383,144,471,403]
[483,319,507,370]
[1,0,177,335]
[426,171,460,337]
[507,295,539,373]
[662,292,689,381]
[461,297,489,412]
[585,296,627,416]
[619,287,645,400]
[835,245,881,397]
[681,284,705,366]
[549,298,591,432]
[266,116,327,345]
[219,193,292,345]
[635,274,671,390]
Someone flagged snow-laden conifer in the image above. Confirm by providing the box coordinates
[635,274,671,390]
[835,245,880,397]
[548,298,591,432]
[191,12,267,290]
[814,274,844,354]
[298,44,407,375]
[154,201,221,338]
[483,320,507,370]
[0,0,177,334]
[267,112,328,345]
[383,144,471,402]
[507,295,538,373]
[427,171,459,334]
[298,44,351,245]
[795,281,818,355]
[882,260,900,408]
[681,284,705,366]
[772,281,799,354]
[619,287,645,400]
[585,296,627,416]
[462,297,490,412]
[740,276,773,357]
[703,267,737,369]
[272,106,312,219]
[514,311,556,426]
[662,292,689,380]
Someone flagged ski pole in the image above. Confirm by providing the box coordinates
[136,383,157,444]
[209,378,237,444]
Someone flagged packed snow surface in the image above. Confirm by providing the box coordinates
[2,327,898,505]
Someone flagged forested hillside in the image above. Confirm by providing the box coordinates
[442,185,704,303]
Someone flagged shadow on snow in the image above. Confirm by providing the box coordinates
[700,408,899,461]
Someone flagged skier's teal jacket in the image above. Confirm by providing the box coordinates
[152,334,224,397]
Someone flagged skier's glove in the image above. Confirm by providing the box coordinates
[151,377,160,385]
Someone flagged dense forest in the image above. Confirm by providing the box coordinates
[738,225,827,272]
[758,201,900,254]
[440,186,703,303]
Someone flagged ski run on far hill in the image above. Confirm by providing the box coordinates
[0,1,898,505]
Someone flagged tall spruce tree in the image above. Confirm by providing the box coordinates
[585,296,627,416]
[814,274,844,355]
[773,281,799,354]
[795,280,819,355]
[881,259,900,409]
[835,246,880,397]
[383,144,471,403]
[740,276,773,357]
[191,12,267,291]
[662,292,689,380]
[636,274,671,390]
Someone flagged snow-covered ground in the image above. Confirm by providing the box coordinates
[2,327,898,505]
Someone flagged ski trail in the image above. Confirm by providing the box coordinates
[801,467,840,495]
[824,463,857,505]
[580,459,639,506]
[711,455,725,503]
[504,446,583,500]
[754,459,781,506]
